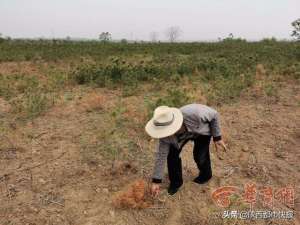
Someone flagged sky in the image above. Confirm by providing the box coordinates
[0,0,299,41]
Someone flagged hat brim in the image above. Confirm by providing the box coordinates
[145,108,183,139]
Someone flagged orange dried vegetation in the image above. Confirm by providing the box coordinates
[255,64,266,80]
[112,179,152,209]
[80,93,105,112]
[253,64,267,96]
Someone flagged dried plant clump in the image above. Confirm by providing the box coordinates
[0,97,11,114]
[112,179,152,209]
[80,93,105,112]
[252,64,267,96]
[255,64,266,80]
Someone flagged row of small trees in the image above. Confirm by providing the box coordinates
[99,26,182,43]
[99,19,300,43]
[1,19,299,43]
[149,26,182,42]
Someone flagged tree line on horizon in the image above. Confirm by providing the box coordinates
[1,19,299,43]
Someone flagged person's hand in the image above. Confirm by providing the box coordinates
[150,183,160,197]
[214,139,228,152]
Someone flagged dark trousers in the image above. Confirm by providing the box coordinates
[167,135,212,188]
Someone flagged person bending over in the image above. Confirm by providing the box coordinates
[145,104,227,196]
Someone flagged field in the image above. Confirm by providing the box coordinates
[0,39,300,225]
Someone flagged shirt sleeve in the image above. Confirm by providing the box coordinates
[208,110,222,141]
[152,139,170,183]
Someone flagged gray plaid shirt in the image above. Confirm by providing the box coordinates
[152,104,222,182]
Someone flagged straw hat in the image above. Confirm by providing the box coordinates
[145,106,183,139]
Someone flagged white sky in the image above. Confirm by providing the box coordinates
[0,0,299,41]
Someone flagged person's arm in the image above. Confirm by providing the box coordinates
[208,110,222,141]
[207,108,227,151]
[152,139,170,183]
[150,139,170,197]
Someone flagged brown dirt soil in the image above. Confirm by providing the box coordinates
[0,76,299,224]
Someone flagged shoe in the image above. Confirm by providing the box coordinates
[193,174,212,184]
[168,183,183,195]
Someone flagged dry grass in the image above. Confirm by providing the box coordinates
[79,92,106,112]
[0,97,11,114]
[255,64,266,80]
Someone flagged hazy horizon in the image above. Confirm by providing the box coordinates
[1,0,299,41]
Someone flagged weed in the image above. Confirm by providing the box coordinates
[24,91,55,118]
[0,74,39,100]
[48,71,69,89]
[206,73,254,105]
[264,83,278,97]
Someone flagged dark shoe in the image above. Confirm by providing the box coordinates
[193,174,212,184]
[168,183,183,195]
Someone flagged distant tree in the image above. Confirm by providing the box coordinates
[261,37,277,43]
[99,32,112,42]
[120,38,128,44]
[222,33,234,42]
[291,18,300,40]
[221,33,246,43]
[0,33,5,43]
[149,31,158,42]
[165,26,182,43]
